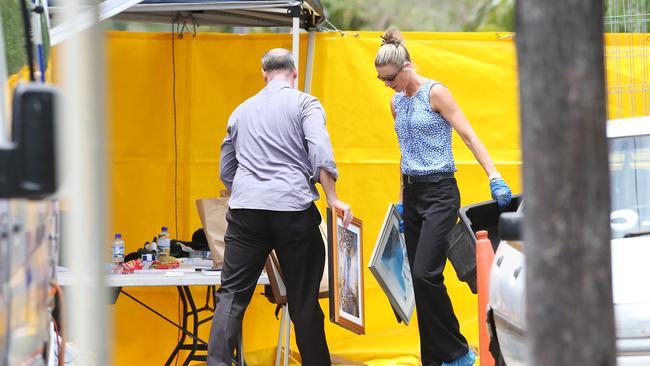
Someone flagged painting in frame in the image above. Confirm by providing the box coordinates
[264,224,330,305]
[368,203,415,325]
[264,250,287,305]
[327,208,365,335]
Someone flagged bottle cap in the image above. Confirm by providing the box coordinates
[115,233,122,239]
[162,226,168,232]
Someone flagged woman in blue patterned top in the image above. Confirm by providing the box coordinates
[374,28,512,366]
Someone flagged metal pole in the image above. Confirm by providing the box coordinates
[283,306,291,366]
[292,15,300,89]
[304,30,316,94]
[58,0,109,362]
[516,0,616,365]
[274,305,286,366]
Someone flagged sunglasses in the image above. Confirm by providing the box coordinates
[377,64,404,82]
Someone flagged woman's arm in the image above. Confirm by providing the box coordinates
[429,84,498,178]
[430,84,512,208]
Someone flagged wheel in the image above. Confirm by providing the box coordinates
[486,307,507,366]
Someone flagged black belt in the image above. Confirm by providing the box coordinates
[403,172,454,184]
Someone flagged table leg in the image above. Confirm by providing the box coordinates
[182,285,200,366]
[119,285,245,365]
[163,286,189,366]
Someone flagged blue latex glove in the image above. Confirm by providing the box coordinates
[490,178,512,209]
[395,203,404,233]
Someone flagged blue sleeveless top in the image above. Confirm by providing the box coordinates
[393,79,456,175]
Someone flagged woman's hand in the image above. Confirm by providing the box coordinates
[490,177,512,209]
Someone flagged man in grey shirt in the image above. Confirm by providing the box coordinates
[208,48,352,366]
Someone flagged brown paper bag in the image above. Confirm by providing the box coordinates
[195,197,229,268]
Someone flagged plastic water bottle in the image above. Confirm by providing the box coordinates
[112,233,125,266]
[158,227,171,257]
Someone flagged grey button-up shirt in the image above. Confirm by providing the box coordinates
[220,80,338,211]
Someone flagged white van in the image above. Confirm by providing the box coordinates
[488,116,650,366]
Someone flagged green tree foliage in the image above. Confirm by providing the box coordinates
[320,0,650,33]
[463,0,514,32]
[319,0,485,32]
[0,0,28,76]
[604,0,650,32]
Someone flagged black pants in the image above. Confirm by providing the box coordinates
[403,177,469,366]
[207,204,331,366]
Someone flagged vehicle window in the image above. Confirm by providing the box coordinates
[609,134,650,238]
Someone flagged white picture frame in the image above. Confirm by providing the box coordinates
[368,203,415,325]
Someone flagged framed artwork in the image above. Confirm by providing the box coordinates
[264,223,330,305]
[264,250,287,305]
[327,208,365,335]
[368,203,415,325]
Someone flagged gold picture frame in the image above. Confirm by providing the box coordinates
[327,208,365,335]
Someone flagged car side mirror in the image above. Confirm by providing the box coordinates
[0,83,58,199]
[499,212,522,241]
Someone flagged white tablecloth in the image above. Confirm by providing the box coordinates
[57,264,269,287]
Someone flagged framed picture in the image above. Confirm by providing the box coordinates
[327,208,365,335]
[264,250,287,305]
[264,223,330,305]
[368,203,415,325]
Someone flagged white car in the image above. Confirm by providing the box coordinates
[487,116,650,366]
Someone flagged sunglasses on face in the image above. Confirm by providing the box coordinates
[377,64,404,82]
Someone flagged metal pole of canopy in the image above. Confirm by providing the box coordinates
[289,5,300,89]
[50,0,145,46]
[304,30,316,94]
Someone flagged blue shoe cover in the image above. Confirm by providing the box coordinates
[441,350,476,366]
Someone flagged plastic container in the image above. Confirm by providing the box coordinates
[446,194,522,294]
[158,227,171,257]
[111,233,125,267]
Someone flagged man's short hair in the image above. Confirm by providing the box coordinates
[261,49,296,72]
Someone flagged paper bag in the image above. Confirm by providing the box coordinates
[195,197,229,268]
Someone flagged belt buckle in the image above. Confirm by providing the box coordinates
[406,175,413,184]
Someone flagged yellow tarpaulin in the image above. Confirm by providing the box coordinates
[104,30,520,366]
[92,31,647,365]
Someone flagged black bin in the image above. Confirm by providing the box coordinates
[445,194,522,294]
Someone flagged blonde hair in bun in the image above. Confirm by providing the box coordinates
[375,28,411,68]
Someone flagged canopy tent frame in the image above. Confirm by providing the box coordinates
[48,1,325,365]
[49,0,319,91]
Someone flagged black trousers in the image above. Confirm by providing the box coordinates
[207,204,331,366]
[402,177,469,366]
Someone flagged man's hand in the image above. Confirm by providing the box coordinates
[490,177,512,209]
[329,199,352,228]
[395,202,404,233]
